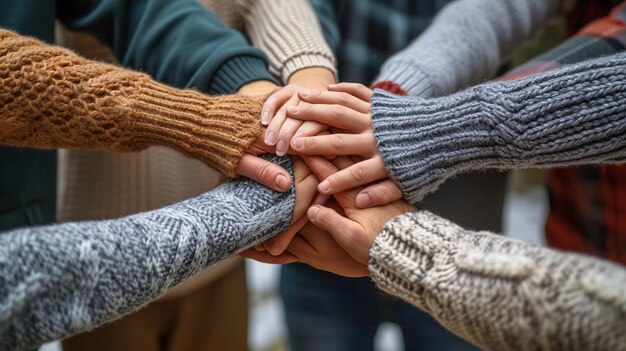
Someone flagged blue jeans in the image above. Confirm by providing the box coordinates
[280,263,480,351]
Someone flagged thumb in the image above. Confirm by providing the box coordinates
[307,205,369,264]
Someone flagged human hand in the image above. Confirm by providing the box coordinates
[262,67,336,157]
[235,81,294,192]
[241,199,369,277]
[304,156,415,265]
[287,83,404,207]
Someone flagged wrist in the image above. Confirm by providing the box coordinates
[238,80,280,97]
[288,67,337,91]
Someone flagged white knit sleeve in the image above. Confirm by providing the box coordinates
[236,0,336,82]
[369,211,626,351]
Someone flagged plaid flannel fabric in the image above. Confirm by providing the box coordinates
[500,2,626,265]
[309,0,452,84]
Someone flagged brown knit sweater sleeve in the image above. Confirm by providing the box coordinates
[0,29,262,176]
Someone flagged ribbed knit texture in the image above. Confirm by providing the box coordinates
[0,29,262,176]
[374,0,562,97]
[369,211,626,350]
[0,155,295,351]
[203,0,336,82]
[372,52,626,204]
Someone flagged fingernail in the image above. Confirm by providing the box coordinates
[276,140,287,156]
[269,241,282,255]
[356,193,372,208]
[287,106,299,115]
[265,131,276,146]
[292,138,303,150]
[254,244,265,252]
[261,111,270,126]
[307,206,320,222]
[318,181,330,194]
[275,174,289,190]
[299,90,310,98]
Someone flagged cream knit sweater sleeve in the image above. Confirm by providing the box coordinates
[203,0,336,82]
[369,211,626,351]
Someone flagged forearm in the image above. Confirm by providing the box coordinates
[237,0,336,82]
[0,29,262,176]
[373,0,561,97]
[372,52,626,203]
[0,156,294,350]
[370,211,626,351]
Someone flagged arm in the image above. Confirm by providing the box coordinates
[372,52,626,203]
[0,29,260,177]
[372,0,562,97]
[370,211,626,351]
[0,155,304,350]
[58,0,277,94]
[250,156,625,351]
[235,0,336,83]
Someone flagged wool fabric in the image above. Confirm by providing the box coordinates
[0,155,294,351]
[369,210,626,350]
[0,29,263,176]
[372,52,626,204]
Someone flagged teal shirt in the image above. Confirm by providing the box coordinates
[0,0,277,231]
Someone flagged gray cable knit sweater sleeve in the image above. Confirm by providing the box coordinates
[375,0,561,97]
[369,211,626,350]
[0,155,294,351]
[372,52,626,204]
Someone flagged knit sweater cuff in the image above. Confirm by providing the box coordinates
[209,56,279,94]
[368,211,458,312]
[130,78,263,176]
[371,89,500,204]
[375,61,437,98]
[282,53,337,83]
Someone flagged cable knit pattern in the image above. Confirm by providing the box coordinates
[372,52,626,204]
[202,0,336,82]
[0,29,263,176]
[369,211,626,351]
[374,0,562,97]
[0,155,294,351]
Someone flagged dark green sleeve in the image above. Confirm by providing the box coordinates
[308,0,341,58]
[57,0,278,94]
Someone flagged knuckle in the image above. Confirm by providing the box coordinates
[352,165,367,182]
[373,185,395,202]
[330,134,344,149]
[304,137,316,149]
[338,92,351,105]
[253,162,273,182]
[331,105,345,120]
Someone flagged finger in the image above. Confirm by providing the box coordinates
[286,102,370,132]
[263,215,309,255]
[316,158,388,195]
[284,235,318,262]
[266,95,299,146]
[307,205,363,250]
[293,121,327,139]
[293,173,321,220]
[262,86,294,126]
[298,90,370,113]
[327,83,373,102]
[240,248,299,264]
[356,179,404,208]
[292,156,312,183]
[291,133,375,156]
[236,154,292,192]
[301,156,339,181]
[276,118,304,157]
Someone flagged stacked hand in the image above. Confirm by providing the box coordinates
[242,83,415,277]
